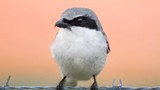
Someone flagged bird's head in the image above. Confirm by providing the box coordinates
[55,7,103,31]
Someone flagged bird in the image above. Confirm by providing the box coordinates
[50,7,110,90]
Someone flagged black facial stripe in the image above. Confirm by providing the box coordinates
[63,18,70,24]
[63,16,98,30]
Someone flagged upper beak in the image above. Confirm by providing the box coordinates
[55,19,70,29]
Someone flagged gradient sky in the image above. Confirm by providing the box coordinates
[0,0,160,87]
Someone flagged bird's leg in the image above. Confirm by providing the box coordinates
[56,76,66,90]
[90,75,98,90]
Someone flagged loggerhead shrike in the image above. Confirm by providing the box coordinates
[50,7,110,90]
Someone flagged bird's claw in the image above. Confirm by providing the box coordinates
[56,84,64,90]
[56,76,66,90]
[90,82,98,90]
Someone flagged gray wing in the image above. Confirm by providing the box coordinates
[102,31,110,54]
[106,40,110,54]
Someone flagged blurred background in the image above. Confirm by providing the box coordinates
[0,0,160,87]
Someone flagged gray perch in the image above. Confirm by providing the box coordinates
[0,86,160,90]
[1,76,160,90]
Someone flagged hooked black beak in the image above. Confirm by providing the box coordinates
[55,20,71,29]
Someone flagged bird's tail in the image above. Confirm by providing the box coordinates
[64,78,77,86]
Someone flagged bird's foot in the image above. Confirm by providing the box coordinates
[56,76,66,90]
[56,84,64,90]
[90,81,98,90]
[90,75,98,90]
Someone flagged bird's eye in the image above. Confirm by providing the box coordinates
[76,18,83,24]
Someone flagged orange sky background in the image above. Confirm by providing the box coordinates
[0,0,160,87]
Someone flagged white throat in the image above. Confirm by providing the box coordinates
[57,26,103,39]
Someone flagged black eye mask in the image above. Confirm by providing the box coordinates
[63,16,98,30]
